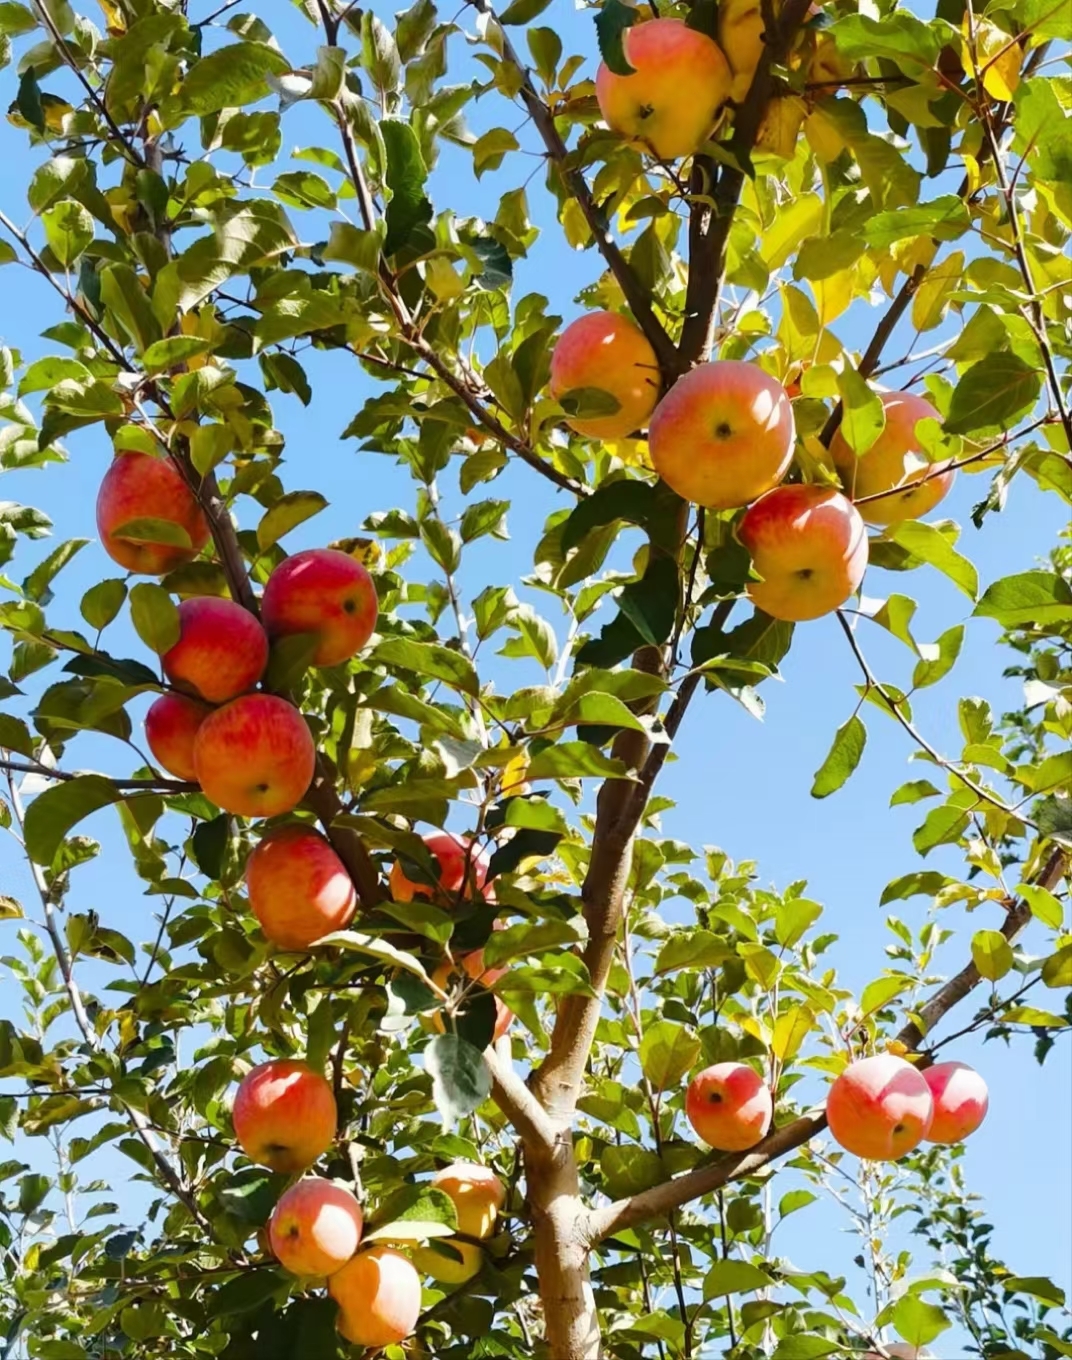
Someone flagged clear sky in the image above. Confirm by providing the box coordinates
[0,0,1068,1343]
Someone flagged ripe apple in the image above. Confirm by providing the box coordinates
[97,451,210,574]
[922,1061,989,1144]
[738,484,868,622]
[144,693,211,781]
[431,1161,505,1239]
[162,597,268,704]
[245,823,357,950]
[830,390,954,526]
[232,1059,337,1172]
[268,1177,364,1276]
[648,361,795,510]
[193,694,315,819]
[718,0,765,101]
[431,959,513,1045]
[596,18,732,162]
[261,547,378,667]
[411,1238,484,1285]
[389,831,492,906]
[685,1062,773,1152]
[549,312,660,440]
[826,1054,934,1161]
[328,1246,422,1347]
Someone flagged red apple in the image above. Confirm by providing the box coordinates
[596,18,732,161]
[830,390,954,527]
[389,832,492,907]
[826,1054,934,1161]
[261,548,378,668]
[738,484,868,622]
[193,694,315,819]
[96,452,210,574]
[549,312,660,440]
[268,1177,363,1276]
[922,1061,989,1144]
[649,361,795,510]
[161,597,268,704]
[685,1062,773,1151]
[144,692,211,782]
[246,823,357,950]
[329,1246,422,1347]
[232,1059,337,1172]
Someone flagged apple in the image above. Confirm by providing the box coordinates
[549,312,660,440]
[193,694,315,819]
[161,597,268,704]
[738,484,868,622]
[922,1061,989,1144]
[431,1161,505,1239]
[245,823,357,950]
[830,390,954,526]
[649,361,795,510]
[826,1054,934,1161]
[718,0,766,101]
[389,831,492,907]
[685,1062,773,1152]
[232,1059,337,1172]
[596,18,732,162]
[144,693,211,781]
[97,451,210,575]
[328,1246,422,1347]
[268,1177,363,1277]
[431,959,513,1045]
[261,548,378,668]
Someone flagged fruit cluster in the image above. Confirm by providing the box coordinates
[233,1057,505,1346]
[552,313,952,624]
[685,1054,989,1159]
[97,450,379,817]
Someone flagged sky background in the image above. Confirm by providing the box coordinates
[0,0,1068,1351]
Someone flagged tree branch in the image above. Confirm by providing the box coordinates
[585,845,1066,1244]
[467,0,679,380]
[678,0,814,365]
[485,1043,559,1152]
[0,757,194,792]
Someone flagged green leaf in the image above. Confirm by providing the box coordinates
[180,42,290,116]
[1041,945,1072,989]
[323,221,383,273]
[128,583,180,655]
[524,742,629,781]
[0,713,34,757]
[836,370,885,455]
[828,11,940,65]
[890,1295,952,1347]
[207,1269,288,1318]
[499,0,552,22]
[15,64,43,131]
[23,774,122,866]
[616,557,679,648]
[971,929,1014,981]
[374,637,479,697]
[315,930,436,986]
[18,356,90,396]
[473,127,520,178]
[112,517,193,551]
[703,1260,775,1297]
[594,0,637,76]
[99,264,162,353]
[256,491,328,551]
[361,10,400,93]
[890,779,941,807]
[561,481,654,553]
[912,624,963,689]
[810,715,866,798]
[381,118,432,256]
[913,805,970,855]
[190,424,234,476]
[863,196,970,248]
[1019,884,1064,930]
[945,354,1042,435]
[0,3,37,36]
[1003,1277,1067,1306]
[41,199,93,266]
[366,1185,458,1240]
[425,1034,491,1126]
[482,919,585,970]
[23,538,88,603]
[860,973,912,1015]
[974,571,1072,628]
[889,521,978,599]
[141,335,214,372]
[639,1020,700,1093]
[654,930,734,974]
[770,1337,838,1360]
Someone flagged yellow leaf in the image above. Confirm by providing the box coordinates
[561,199,591,250]
[605,436,652,469]
[963,16,1020,103]
[755,95,807,160]
[811,268,854,326]
[771,1005,815,1062]
[804,108,846,165]
[911,249,964,331]
[425,255,466,301]
[500,752,531,798]
[762,193,823,270]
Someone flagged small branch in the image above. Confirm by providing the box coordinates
[585,847,1066,1244]
[467,0,679,379]
[836,611,1030,825]
[0,757,194,793]
[485,1043,559,1153]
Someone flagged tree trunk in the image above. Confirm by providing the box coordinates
[528,1138,600,1359]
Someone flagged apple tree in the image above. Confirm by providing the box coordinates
[0,0,1069,1355]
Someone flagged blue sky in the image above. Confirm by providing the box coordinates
[0,0,1068,1343]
